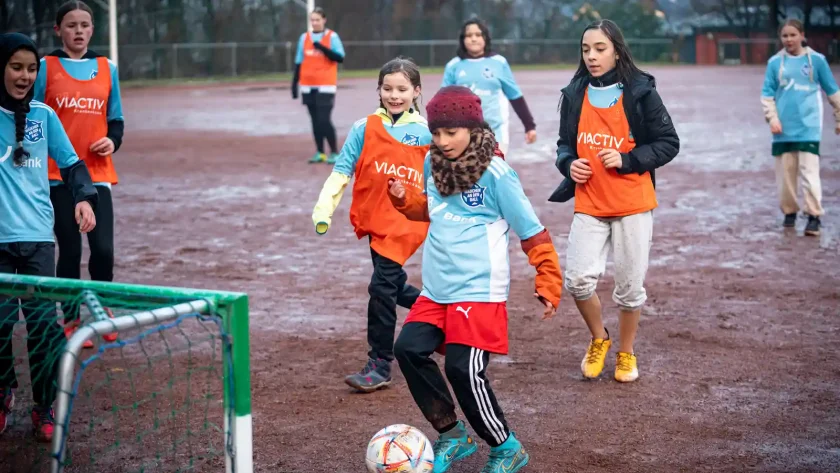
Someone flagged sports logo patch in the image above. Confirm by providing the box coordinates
[801,63,810,77]
[90,69,98,79]
[24,119,44,143]
[482,67,494,79]
[461,183,486,207]
[401,134,420,146]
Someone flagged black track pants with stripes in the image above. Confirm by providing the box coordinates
[394,322,510,447]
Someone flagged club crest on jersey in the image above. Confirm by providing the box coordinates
[401,134,420,146]
[90,69,98,79]
[482,67,494,79]
[801,63,810,77]
[24,119,44,143]
[461,183,486,207]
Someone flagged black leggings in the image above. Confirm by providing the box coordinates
[50,185,115,321]
[0,243,65,406]
[366,248,421,362]
[302,90,337,154]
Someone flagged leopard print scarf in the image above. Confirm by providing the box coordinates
[431,127,497,197]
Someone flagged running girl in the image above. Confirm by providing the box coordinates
[390,85,562,473]
[442,18,536,155]
[311,57,431,393]
[551,19,679,383]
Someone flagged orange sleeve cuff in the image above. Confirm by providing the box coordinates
[522,230,563,308]
[389,188,429,222]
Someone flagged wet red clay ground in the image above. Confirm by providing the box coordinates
[2,66,839,473]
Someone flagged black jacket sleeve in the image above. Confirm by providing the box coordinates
[313,41,344,63]
[59,161,99,209]
[292,64,300,99]
[555,94,575,179]
[549,94,577,203]
[618,89,680,175]
[107,119,124,152]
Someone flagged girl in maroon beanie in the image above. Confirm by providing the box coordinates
[388,85,563,473]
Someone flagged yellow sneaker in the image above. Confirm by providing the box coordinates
[581,335,611,379]
[614,352,639,383]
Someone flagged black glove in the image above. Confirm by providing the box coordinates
[312,41,344,63]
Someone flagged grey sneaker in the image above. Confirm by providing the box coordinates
[344,358,391,393]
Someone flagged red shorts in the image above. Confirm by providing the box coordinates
[404,296,508,355]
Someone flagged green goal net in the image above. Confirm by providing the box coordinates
[0,274,252,473]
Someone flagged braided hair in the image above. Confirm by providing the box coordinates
[13,103,31,166]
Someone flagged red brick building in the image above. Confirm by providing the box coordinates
[694,27,840,65]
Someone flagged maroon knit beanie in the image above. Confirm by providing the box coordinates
[426,85,484,131]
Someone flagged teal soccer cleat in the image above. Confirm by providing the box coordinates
[432,420,477,473]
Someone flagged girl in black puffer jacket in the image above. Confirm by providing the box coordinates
[551,19,679,384]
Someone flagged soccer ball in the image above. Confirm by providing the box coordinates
[365,424,434,473]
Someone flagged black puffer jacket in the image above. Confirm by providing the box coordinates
[549,70,680,202]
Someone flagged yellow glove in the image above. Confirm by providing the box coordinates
[312,172,351,235]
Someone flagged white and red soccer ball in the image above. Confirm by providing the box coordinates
[365,424,434,473]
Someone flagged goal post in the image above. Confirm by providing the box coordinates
[0,273,252,473]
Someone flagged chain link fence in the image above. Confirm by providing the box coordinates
[64,38,688,82]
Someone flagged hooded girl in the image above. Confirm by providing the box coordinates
[0,32,98,442]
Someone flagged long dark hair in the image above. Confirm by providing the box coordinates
[457,18,492,59]
[573,19,646,85]
[56,0,94,26]
[377,56,422,111]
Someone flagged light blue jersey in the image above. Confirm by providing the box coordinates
[33,56,124,122]
[587,83,633,140]
[588,83,623,109]
[420,156,544,303]
[295,30,345,65]
[442,55,523,143]
[0,101,79,243]
[761,49,839,143]
[333,109,432,177]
